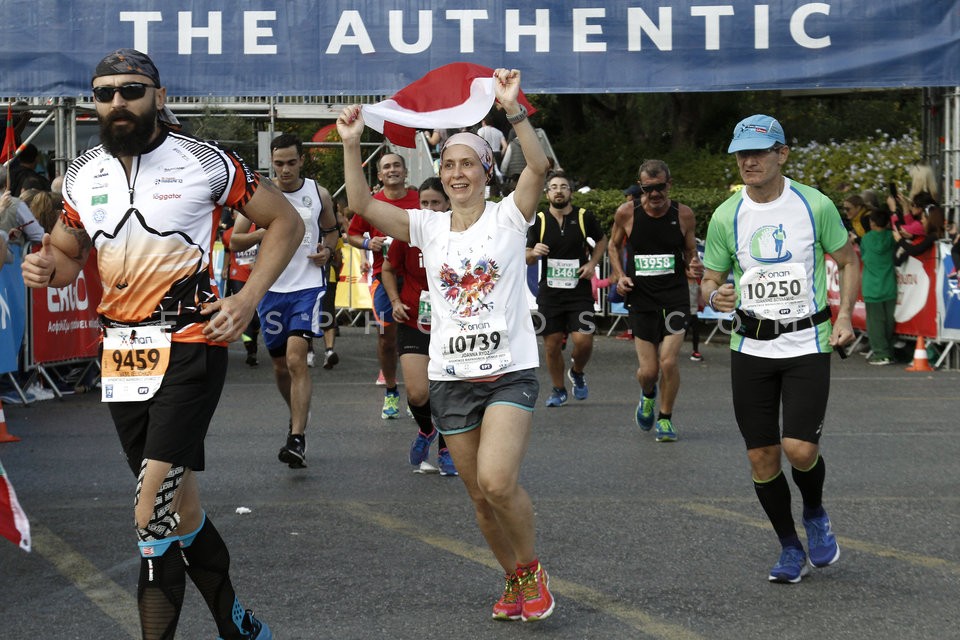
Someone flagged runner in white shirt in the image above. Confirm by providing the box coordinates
[337,68,556,624]
[701,114,859,585]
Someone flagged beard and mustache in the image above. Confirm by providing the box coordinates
[99,105,157,157]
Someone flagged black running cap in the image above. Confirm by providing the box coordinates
[93,49,161,87]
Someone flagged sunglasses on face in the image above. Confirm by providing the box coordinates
[639,182,668,194]
[92,82,154,103]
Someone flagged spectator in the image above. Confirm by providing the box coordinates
[842,194,871,243]
[0,170,44,244]
[623,184,642,202]
[860,209,898,365]
[9,143,51,195]
[893,192,944,265]
[20,187,61,234]
[499,130,527,195]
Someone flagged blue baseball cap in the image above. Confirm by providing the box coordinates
[727,114,786,153]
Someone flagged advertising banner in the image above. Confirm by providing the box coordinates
[29,251,103,365]
[0,1,957,96]
[0,245,27,375]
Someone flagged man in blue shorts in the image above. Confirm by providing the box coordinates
[231,133,338,468]
[701,114,859,583]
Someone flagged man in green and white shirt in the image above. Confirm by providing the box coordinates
[701,114,859,585]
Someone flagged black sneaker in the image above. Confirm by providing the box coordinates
[245,353,258,367]
[323,350,339,370]
[278,434,306,468]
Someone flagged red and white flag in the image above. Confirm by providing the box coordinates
[362,63,537,148]
[0,459,31,552]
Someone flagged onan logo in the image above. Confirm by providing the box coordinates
[756,269,791,279]
[748,224,793,264]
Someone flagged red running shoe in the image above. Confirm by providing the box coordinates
[491,572,521,621]
[517,561,555,622]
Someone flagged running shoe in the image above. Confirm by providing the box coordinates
[381,391,401,419]
[492,573,522,621]
[438,449,458,476]
[567,368,588,400]
[278,433,306,469]
[634,386,657,431]
[245,353,258,367]
[655,418,678,443]
[306,350,316,368]
[413,460,439,474]
[376,369,386,386]
[544,387,568,407]
[690,351,703,362]
[768,547,810,584]
[408,430,437,466]
[221,609,271,640]
[803,511,841,567]
[868,356,893,366]
[322,350,339,370]
[517,562,555,622]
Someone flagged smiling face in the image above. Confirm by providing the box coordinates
[439,144,487,207]
[93,72,164,157]
[377,154,407,189]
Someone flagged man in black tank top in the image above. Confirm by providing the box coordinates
[608,159,702,442]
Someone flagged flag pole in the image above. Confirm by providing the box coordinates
[2,109,57,170]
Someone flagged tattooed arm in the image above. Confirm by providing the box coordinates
[21,218,92,289]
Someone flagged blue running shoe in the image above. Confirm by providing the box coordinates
[567,368,588,400]
[803,511,840,567]
[438,449,459,476]
[634,386,657,430]
[544,387,568,407]
[218,609,272,639]
[409,430,437,466]
[655,418,677,442]
[768,547,810,583]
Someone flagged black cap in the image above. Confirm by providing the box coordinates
[623,184,642,197]
[93,49,161,87]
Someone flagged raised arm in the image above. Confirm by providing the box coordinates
[336,106,411,242]
[496,69,548,220]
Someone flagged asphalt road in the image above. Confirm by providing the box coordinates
[2,322,959,640]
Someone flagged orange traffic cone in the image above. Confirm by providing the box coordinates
[0,399,19,443]
[905,336,934,372]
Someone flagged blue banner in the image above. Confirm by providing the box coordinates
[0,1,958,97]
[0,245,27,375]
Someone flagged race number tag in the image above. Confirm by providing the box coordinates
[635,253,675,276]
[101,326,171,403]
[739,263,809,320]
[546,258,579,289]
[296,206,313,246]
[439,316,512,378]
[417,290,432,326]
[234,246,258,266]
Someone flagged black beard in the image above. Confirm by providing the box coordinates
[551,196,571,209]
[99,107,157,157]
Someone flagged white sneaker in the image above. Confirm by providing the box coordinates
[306,351,316,368]
[414,460,439,474]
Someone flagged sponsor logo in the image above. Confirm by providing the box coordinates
[138,387,150,395]
[93,208,107,223]
[302,195,313,207]
[164,166,186,172]
[154,177,183,185]
[91,194,108,205]
[748,224,793,263]
[105,385,114,398]
[153,193,182,201]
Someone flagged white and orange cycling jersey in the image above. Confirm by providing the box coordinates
[61,126,259,344]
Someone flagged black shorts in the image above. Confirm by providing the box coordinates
[730,350,831,449]
[535,305,597,336]
[320,265,339,329]
[429,369,539,436]
[628,307,690,344]
[397,322,430,357]
[109,342,228,475]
